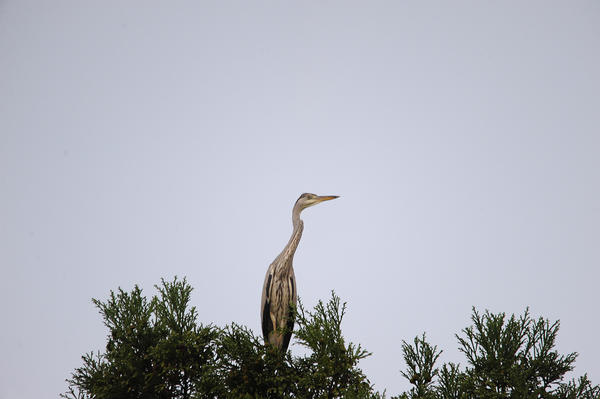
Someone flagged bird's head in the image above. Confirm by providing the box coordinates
[295,193,339,212]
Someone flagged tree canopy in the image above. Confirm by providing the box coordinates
[63,277,598,399]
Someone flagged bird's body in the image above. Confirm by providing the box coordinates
[261,193,338,352]
[261,218,303,351]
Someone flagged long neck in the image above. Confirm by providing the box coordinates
[280,203,304,263]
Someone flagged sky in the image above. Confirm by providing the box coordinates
[1,1,599,397]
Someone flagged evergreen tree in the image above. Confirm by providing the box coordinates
[397,307,599,399]
[63,279,377,399]
[64,278,598,399]
[62,277,219,399]
[456,307,577,398]
[293,294,374,398]
[394,334,441,399]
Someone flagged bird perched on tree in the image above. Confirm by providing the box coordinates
[261,193,339,352]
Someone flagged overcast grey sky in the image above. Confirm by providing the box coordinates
[1,1,599,397]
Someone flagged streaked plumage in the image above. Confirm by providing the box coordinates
[261,193,338,352]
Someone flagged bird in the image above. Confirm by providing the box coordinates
[261,193,339,352]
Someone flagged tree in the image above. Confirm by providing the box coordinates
[63,279,378,399]
[397,307,599,399]
[64,278,598,399]
[293,294,374,398]
[62,277,219,399]
[394,334,441,399]
[214,322,298,398]
[457,307,577,398]
[555,375,600,399]
[435,363,463,399]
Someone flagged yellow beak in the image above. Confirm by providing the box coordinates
[315,195,339,202]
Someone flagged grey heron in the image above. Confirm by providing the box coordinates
[260,193,339,352]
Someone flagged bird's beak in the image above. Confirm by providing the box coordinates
[314,195,339,203]
[303,195,339,209]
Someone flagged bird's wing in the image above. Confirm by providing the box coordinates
[261,271,274,341]
[281,274,296,352]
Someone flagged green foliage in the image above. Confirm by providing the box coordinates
[457,307,577,398]
[64,280,377,399]
[151,278,221,398]
[64,279,598,399]
[555,375,600,399]
[435,363,463,399]
[62,277,219,399]
[396,307,599,399]
[293,294,373,398]
[215,322,297,398]
[394,334,441,399]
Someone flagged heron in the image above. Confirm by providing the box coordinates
[261,193,339,352]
